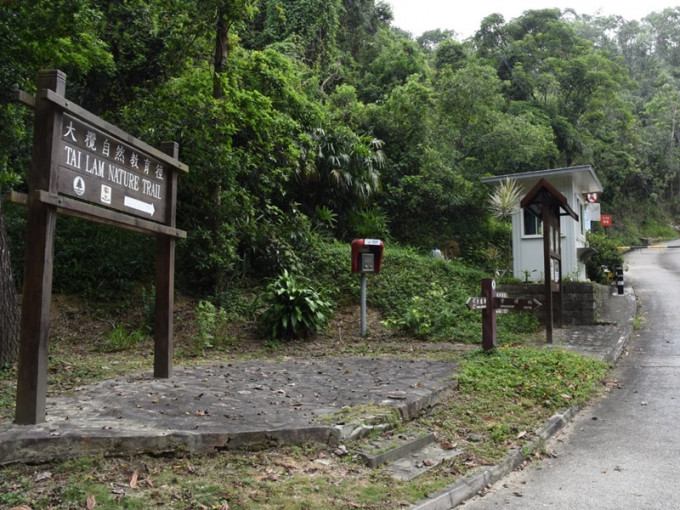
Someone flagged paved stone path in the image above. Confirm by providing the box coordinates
[0,357,458,464]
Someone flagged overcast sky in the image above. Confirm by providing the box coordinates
[386,1,680,39]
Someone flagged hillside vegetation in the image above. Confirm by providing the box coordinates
[2,1,680,338]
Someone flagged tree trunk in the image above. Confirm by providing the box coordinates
[212,8,230,100]
[0,195,20,366]
[210,7,231,290]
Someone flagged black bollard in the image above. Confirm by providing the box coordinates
[616,266,624,295]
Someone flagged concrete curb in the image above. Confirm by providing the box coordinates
[357,432,436,468]
[0,427,334,465]
[409,406,582,510]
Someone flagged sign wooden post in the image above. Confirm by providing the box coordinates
[154,141,179,378]
[466,279,541,351]
[12,70,187,424]
[544,206,558,342]
[15,70,65,425]
[520,179,578,344]
[481,278,497,350]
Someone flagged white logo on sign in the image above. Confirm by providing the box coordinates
[73,176,85,196]
[101,184,112,204]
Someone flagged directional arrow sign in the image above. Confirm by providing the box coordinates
[124,195,155,216]
[495,297,542,311]
[466,296,487,310]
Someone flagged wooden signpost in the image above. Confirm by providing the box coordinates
[466,278,541,350]
[10,70,188,424]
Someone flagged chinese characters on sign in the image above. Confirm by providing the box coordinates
[58,114,167,222]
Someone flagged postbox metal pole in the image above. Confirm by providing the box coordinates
[360,273,367,336]
[481,278,497,350]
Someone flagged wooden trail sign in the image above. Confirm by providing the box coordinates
[11,70,188,425]
[465,296,541,312]
[59,112,169,222]
[467,279,542,350]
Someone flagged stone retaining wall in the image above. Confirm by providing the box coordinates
[498,282,611,325]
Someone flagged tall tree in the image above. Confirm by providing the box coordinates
[477,10,633,168]
[356,29,430,102]
[213,1,257,99]
[338,0,393,61]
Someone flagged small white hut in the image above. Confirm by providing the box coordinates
[482,165,603,282]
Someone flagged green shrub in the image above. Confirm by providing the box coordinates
[259,270,333,340]
[194,300,234,353]
[5,210,156,299]
[313,205,338,235]
[585,232,624,284]
[299,239,359,304]
[346,207,390,241]
[54,218,155,298]
[374,250,486,342]
[383,285,457,339]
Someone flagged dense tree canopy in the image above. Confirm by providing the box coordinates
[3,0,680,298]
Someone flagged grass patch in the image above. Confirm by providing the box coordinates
[0,365,17,421]
[312,404,399,426]
[99,323,148,353]
[418,346,609,468]
[459,347,609,408]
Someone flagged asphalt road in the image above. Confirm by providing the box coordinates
[461,242,680,509]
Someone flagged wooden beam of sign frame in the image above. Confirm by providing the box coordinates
[6,191,186,239]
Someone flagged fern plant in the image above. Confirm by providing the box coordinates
[259,270,333,340]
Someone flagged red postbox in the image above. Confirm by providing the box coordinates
[351,239,384,273]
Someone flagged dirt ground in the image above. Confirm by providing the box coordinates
[46,292,413,360]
